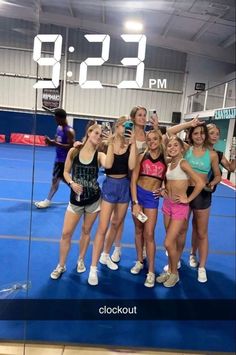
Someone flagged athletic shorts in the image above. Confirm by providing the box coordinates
[137,184,159,209]
[162,198,189,220]
[67,198,101,216]
[53,162,65,180]
[187,186,212,210]
[102,176,130,203]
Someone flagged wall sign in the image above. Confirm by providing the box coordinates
[214,107,236,120]
[195,82,205,91]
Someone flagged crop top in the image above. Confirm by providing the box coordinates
[136,140,147,154]
[184,147,211,175]
[139,152,166,181]
[166,159,189,180]
[105,145,130,175]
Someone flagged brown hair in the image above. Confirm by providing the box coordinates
[188,124,209,147]
[130,106,147,123]
[71,123,101,160]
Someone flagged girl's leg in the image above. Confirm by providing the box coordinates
[165,219,186,275]
[79,211,99,260]
[103,203,129,254]
[193,208,210,268]
[143,208,158,274]
[59,210,82,267]
[189,216,199,267]
[132,214,144,262]
[90,200,114,267]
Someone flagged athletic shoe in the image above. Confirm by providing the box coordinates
[35,199,51,209]
[130,261,144,274]
[189,254,198,268]
[88,266,98,286]
[111,247,121,262]
[77,259,86,273]
[50,264,66,280]
[198,267,207,283]
[163,273,179,288]
[99,253,118,270]
[144,272,155,288]
[163,261,181,273]
[156,272,170,283]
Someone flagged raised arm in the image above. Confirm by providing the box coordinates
[167,117,202,137]
[128,132,137,171]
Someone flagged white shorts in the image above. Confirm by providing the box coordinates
[67,198,101,216]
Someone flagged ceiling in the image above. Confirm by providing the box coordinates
[0,0,235,63]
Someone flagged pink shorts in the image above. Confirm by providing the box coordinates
[162,198,189,221]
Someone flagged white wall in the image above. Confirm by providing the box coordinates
[182,54,235,115]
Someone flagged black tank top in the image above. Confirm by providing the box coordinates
[105,145,131,175]
[70,150,100,206]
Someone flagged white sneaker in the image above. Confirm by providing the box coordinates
[163,261,181,273]
[163,273,179,288]
[189,254,198,268]
[77,259,86,273]
[50,264,66,280]
[99,253,118,270]
[144,272,155,288]
[35,199,51,209]
[198,267,207,283]
[88,266,98,286]
[111,247,121,262]
[130,261,144,274]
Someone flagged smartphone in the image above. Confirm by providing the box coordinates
[101,121,111,134]
[149,109,157,120]
[136,211,148,223]
[123,120,134,137]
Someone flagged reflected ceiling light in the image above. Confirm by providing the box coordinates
[125,21,143,31]
[67,71,73,77]
[68,46,75,53]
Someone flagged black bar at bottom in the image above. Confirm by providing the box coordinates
[0,299,235,320]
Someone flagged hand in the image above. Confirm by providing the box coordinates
[190,116,204,128]
[106,132,115,145]
[150,114,159,130]
[71,182,83,194]
[73,141,82,148]
[128,130,136,145]
[45,136,54,146]
[132,203,141,216]
[153,188,167,198]
[205,182,214,190]
[174,194,189,204]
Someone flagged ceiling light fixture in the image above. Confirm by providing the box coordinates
[125,21,143,32]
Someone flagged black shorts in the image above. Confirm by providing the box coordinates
[52,162,65,181]
[187,186,212,210]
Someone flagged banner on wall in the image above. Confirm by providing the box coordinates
[214,107,236,120]
[42,81,62,111]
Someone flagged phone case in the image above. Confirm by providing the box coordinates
[136,212,148,223]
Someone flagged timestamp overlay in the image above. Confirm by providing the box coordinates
[32,33,167,90]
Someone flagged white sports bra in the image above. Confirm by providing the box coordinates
[166,159,189,180]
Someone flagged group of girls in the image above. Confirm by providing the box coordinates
[50,105,235,288]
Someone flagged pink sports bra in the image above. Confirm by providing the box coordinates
[139,152,166,181]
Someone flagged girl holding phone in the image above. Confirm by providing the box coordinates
[131,130,167,287]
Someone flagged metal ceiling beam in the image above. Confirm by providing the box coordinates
[1,7,234,64]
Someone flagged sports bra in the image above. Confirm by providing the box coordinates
[184,147,211,175]
[105,145,130,175]
[166,159,189,180]
[139,152,166,181]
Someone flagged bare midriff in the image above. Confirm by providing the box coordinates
[166,180,189,200]
[107,174,127,179]
[137,175,162,191]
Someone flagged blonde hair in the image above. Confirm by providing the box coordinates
[71,123,101,160]
[130,106,147,123]
[115,115,127,127]
[145,129,164,155]
[207,123,220,133]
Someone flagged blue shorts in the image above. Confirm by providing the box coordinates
[137,185,159,209]
[102,176,130,203]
